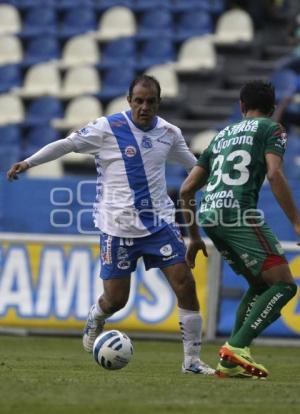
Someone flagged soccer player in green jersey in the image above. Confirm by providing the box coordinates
[180,80,300,379]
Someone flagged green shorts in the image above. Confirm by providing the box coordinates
[204,223,286,277]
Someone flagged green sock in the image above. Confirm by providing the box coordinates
[221,285,268,368]
[231,284,269,337]
[229,282,297,348]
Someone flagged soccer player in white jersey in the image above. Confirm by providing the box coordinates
[7,75,214,375]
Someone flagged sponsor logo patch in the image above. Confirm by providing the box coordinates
[160,244,173,256]
[117,260,131,270]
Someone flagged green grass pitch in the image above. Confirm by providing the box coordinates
[0,336,300,414]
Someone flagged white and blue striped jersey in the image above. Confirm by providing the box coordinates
[69,111,196,237]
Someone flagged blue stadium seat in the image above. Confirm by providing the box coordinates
[137,8,173,40]
[19,6,57,38]
[0,63,22,93]
[93,0,134,12]
[98,66,135,101]
[23,124,60,158]
[0,124,22,172]
[173,0,224,14]
[174,10,213,42]
[137,37,176,71]
[54,0,93,11]
[24,96,64,127]
[133,0,171,12]
[15,0,55,9]
[22,36,60,67]
[101,37,136,68]
[58,7,97,38]
[270,69,298,102]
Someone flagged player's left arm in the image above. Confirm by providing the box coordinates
[266,152,300,238]
[180,165,209,267]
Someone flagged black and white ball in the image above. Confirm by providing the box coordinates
[93,330,133,370]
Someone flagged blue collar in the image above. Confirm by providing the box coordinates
[126,110,158,131]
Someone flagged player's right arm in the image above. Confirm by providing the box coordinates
[266,153,300,238]
[7,137,76,181]
[7,119,105,181]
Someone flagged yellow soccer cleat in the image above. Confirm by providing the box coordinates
[219,342,268,378]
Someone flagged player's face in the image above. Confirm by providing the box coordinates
[128,83,160,128]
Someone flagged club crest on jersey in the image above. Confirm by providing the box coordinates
[124,145,137,157]
[142,135,153,149]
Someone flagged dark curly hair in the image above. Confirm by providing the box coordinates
[240,80,275,115]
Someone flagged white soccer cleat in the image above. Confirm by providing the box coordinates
[182,359,215,375]
[82,305,105,353]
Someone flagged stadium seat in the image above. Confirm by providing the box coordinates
[24,96,64,127]
[51,95,103,130]
[93,0,134,12]
[190,129,217,155]
[137,37,176,71]
[213,9,254,44]
[173,0,224,14]
[145,64,179,99]
[22,35,60,67]
[0,93,24,125]
[54,0,93,11]
[133,0,171,11]
[0,124,22,145]
[0,4,21,35]
[59,7,97,38]
[0,125,22,172]
[137,9,173,40]
[0,64,22,93]
[15,0,55,9]
[101,37,136,68]
[93,6,136,41]
[174,9,213,42]
[0,35,23,65]
[59,65,101,99]
[23,124,60,157]
[19,7,57,38]
[25,158,64,177]
[270,69,298,102]
[105,95,129,116]
[15,62,61,98]
[58,34,100,68]
[98,66,135,101]
[175,35,217,73]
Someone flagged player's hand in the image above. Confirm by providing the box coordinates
[185,238,208,268]
[7,161,29,181]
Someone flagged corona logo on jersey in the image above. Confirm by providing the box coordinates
[0,237,208,333]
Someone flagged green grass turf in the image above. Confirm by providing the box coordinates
[0,336,299,414]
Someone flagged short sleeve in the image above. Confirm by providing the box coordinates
[264,123,287,159]
[197,147,210,171]
[67,117,106,155]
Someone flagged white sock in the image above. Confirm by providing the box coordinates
[178,307,202,367]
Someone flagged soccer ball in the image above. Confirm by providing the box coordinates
[93,330,133,370]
